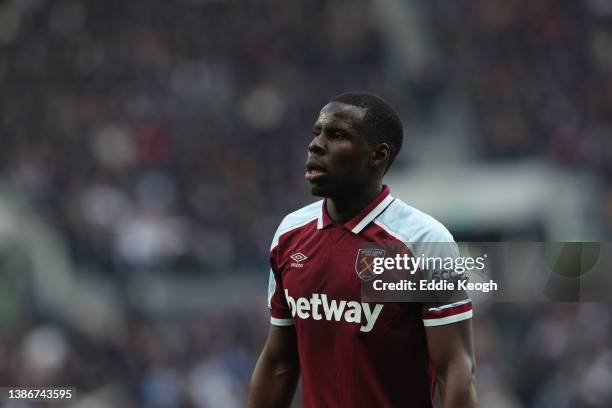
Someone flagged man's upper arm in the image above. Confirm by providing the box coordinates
[262,324,300,365]
[418,223,475,375]
[425,318,475,373]
[248,324,300,408]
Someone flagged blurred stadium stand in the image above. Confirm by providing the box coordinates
[0,0,611,406]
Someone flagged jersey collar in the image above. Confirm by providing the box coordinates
[317,185,395,234]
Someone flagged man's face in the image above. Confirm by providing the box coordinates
[305,102,374,199]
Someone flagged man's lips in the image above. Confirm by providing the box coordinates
[305,161,326,181]
[305,169,325,181]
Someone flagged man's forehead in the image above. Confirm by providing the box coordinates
[316,102,366,124]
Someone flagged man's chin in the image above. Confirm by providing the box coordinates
[308,179,358,200]
[307,181,334,198]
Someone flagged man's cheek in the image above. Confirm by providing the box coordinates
[334,151,360,171]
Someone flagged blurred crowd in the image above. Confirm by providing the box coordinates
[429,0,612,227]
[0,303,610,407]
[1,0,611,407]
[0,0,389,274]
[0,305,267,407]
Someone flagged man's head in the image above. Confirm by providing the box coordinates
[305,92,403,199]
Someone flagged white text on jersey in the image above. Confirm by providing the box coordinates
[285,289,383,333]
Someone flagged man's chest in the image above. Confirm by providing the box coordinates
[276,226,419,334]
[279,226,367,299]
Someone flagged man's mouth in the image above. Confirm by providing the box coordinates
[305,161,327,181]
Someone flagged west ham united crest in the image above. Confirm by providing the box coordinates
[355,248,386,281]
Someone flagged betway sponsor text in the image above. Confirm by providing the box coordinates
[285,289,383,333]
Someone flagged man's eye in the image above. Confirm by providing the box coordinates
[331,131,344,139]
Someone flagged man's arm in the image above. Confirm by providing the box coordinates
[248,325,300,408]
[426,319,478,408]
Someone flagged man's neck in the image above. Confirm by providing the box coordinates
[326,182,383,225]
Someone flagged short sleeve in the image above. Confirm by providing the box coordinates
[374,200,474,327]
[268,239,294,326]
[413,230,473,327]
[422,299,473,327]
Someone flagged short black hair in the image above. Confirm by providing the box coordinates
[332,92,403,172]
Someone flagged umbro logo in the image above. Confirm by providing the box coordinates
[290,253,308,262]
[290,253,308,268]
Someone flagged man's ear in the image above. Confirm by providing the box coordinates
[371,142,390,169]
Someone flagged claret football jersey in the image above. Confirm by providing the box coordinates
[267,185,472,407]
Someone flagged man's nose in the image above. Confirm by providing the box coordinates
[308,135,325,155]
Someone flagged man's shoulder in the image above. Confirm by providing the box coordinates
[270,200,322,249]
[279,200,322,228]
[376,197,454,243]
